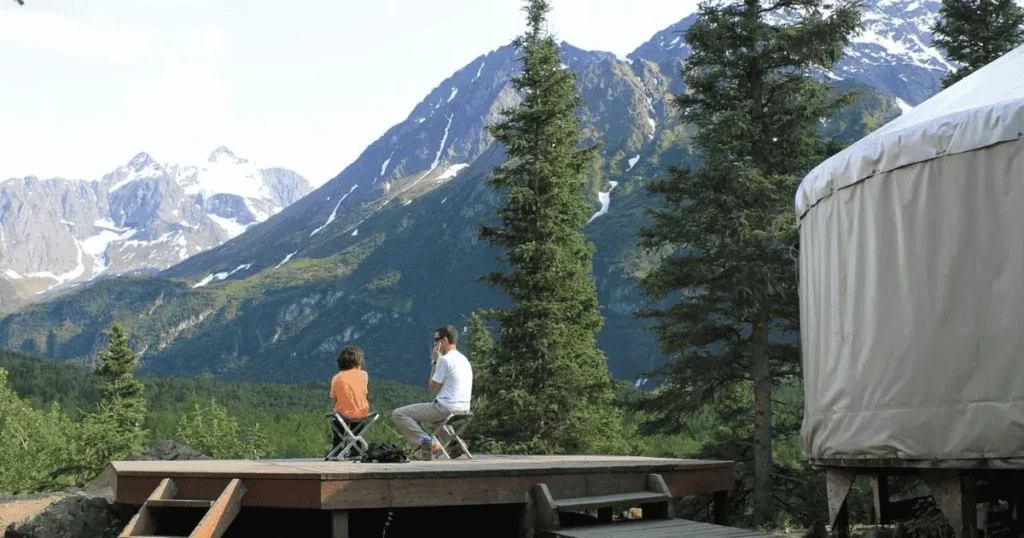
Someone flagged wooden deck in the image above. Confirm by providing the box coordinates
[113,455,735,511]
[544,519,783,537]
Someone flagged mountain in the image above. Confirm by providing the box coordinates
[0,0,940,385]
[0,148,312,312]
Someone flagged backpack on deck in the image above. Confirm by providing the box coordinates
[359,442,409,464]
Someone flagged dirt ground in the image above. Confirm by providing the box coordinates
[0,496,65,537]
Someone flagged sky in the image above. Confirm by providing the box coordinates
[0,0,697,187]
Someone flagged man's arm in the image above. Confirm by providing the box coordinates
[429,357,445,392]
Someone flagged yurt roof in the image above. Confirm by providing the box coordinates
[796,44,1024,220]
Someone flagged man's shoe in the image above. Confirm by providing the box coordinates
[420,438,433,461]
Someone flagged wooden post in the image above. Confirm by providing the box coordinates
[713,491,729,525]
[519,490,537,538]
[872,474,890,525]
[331,510,349,538]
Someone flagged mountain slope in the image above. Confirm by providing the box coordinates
[0,0,928,385]
[0,148,311,312]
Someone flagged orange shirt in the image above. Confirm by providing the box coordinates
[330,369,369,419]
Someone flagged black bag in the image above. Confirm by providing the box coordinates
[359,442,409,464]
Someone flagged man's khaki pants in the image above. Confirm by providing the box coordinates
[392,401,455,449]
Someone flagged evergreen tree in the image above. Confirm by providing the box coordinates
[478,0,627,454]
[83,323,149,471]
[933,0,1024,88]
[636,0,861,525]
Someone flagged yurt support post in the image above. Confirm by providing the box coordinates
[921,470,977,538]
[826,468,855,538]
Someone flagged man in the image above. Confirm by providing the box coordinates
[392,325,473,459]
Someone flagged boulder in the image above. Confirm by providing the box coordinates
[5,441,210,538]
[4,495,126,538]
[135,440,212,462]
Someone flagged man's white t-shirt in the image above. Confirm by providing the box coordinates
[431,348,473,412]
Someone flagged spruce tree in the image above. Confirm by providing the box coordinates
[85,323,149,467]
[933,0,1024,88]
[478,0,626,454]
[636,0,860,525]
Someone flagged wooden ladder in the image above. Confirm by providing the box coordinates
[533,473,675,532]
[119,477,246,538]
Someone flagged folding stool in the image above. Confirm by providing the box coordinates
[430,411,473,460]
[325,411,380,461]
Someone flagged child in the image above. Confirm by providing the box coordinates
[329,346,370,448]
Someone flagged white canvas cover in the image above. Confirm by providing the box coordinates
[798,45,1024,461]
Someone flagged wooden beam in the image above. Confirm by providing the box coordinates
[191,478,246,538]
[119,478,177,537]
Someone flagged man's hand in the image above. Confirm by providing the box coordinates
[431,341,441,362]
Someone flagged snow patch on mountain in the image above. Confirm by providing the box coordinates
[4,269,22,279]
[275,251,297,269]
[472,61,485,82]
[431,114,455,171]
[587,181,620,225]
[192,263,252,288]
[438,163,469,181]
[627,155,640,171]
[208,214,249,239]
[448,87,459,102]
[81,227,138,273]
[310,184,358,237]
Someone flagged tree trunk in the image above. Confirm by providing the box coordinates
[752,318,773,526]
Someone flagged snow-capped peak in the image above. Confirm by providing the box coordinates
[128,151,156,171]
[208,146,246,164]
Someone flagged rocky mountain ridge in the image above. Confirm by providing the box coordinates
[0,148,311,311]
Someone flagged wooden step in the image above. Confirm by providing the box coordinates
[534,474,676,531]
[145,499,214,509]
[119,477,246,538]
[555,491,671,511]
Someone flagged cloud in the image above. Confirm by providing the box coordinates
[0,10,155,61]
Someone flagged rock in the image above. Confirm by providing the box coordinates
[135,440,212,462]
[4,494,126,538]
[5,441,211,538]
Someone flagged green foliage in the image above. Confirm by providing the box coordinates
[637,0,861,526]
[0,350,427,494]
[0,368,76,493]
[176,397,272,459]
[933,0,1024,88]
[477,0,628,455]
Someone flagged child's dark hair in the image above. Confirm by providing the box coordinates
[337,346,364,371]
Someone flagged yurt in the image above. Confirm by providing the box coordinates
[797,45,1024,463]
